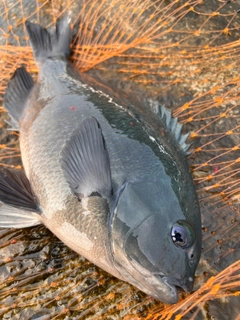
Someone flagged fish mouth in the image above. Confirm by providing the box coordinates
[161,275,194,293]
[149,275,194,303]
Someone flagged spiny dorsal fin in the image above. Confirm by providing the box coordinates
[148,99,191,155]
[0,168,40,213]
[61,117,112,200]
[25,15,71,64]
[4,66,34,130]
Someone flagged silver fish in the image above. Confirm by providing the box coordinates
[1,16,201,304]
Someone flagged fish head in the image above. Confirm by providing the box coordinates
[109,180,201,304]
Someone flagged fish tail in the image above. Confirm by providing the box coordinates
[25,16,71,64]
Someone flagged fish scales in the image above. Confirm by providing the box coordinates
[1,16,202,304]
[22,60,168,209]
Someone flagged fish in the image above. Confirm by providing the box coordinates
[1,16,202,304]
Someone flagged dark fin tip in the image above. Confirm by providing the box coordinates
[89,191,101,197]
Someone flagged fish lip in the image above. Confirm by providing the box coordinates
[161,275,194,293]
[151,274,179,304]
[144,274,179,304]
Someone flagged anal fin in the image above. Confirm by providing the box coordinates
[0,204,41,228]
[4,66,34,130]
[0,168,42,229]
[0,168,40,212]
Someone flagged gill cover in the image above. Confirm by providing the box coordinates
[110,180,197,285]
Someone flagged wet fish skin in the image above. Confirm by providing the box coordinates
[1,17,202,304]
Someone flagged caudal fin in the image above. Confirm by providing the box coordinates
[25,16,71,64]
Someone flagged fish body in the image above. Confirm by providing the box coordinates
[1,17,201,304]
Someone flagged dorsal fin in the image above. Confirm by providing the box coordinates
[4,66,34,130]
[61,117,112,200]
[25,15,71,64]
[148,99,191,155]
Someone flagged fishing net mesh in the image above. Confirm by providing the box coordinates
[0,0,240,319]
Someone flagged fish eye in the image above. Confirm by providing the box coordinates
[170,220,195,249]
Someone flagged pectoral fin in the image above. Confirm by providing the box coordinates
[61,117,112,200]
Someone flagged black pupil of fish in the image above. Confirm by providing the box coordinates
[174,231,183,243]
[172,228,187,246]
